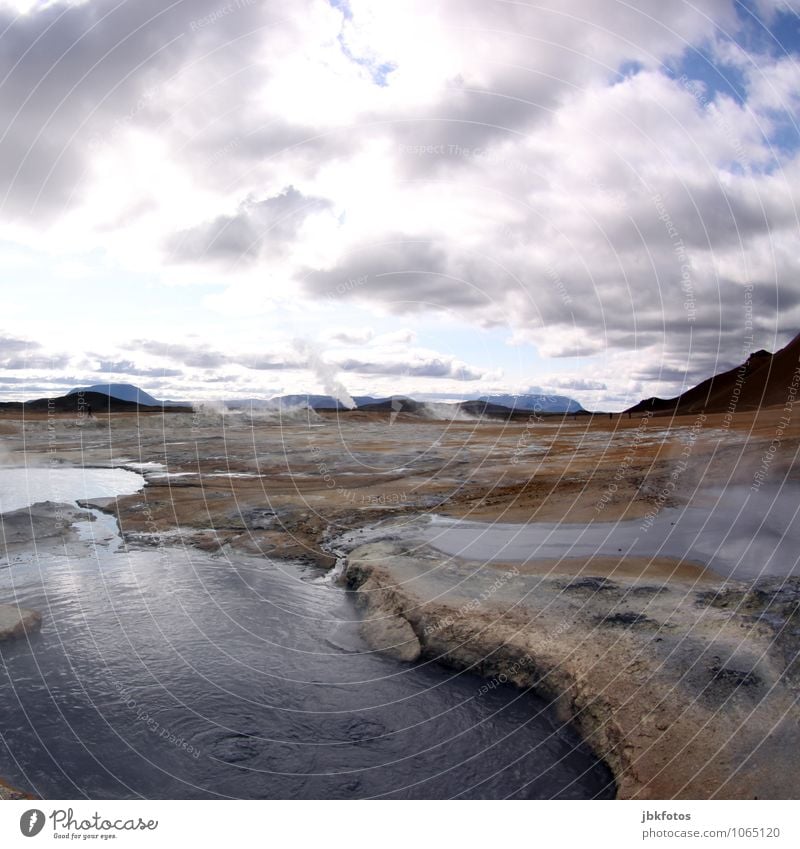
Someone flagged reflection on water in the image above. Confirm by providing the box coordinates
[0,540,614,799]
[423,484,800,580]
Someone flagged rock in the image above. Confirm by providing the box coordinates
[360,613,421,662]
[343,540,800,800]
[231,507,278,530]
[0,603,42,641]
[347,544,422,662]
[0,501,93,548]
[562,576,618,593]
[598,611,653,627]
[0,776,35,800]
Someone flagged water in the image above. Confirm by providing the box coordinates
[421,484,800,580]
[0,467,144,514]
[0,477,613,799]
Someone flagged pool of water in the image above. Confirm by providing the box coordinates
[0,542,613,799]
[0,466,144,514]
[421,484,800,580]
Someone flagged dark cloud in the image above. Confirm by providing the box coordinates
[551,378,608,391]
[328,330,375,344]
[337,357,484,380]
[126,339,294,371]
[0,333,40,355]
[241,357,296,371]
[0,375,77,385]
[95,359,182,377]
[131,339,231,369]
[188,122,357,192]
[0,354,69,371]
[165,187,331,265]
[0,346,70,370]
[301,238,493,313]
[615,181,800,256]
[0,0,280,218]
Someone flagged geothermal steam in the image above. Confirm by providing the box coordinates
[293,340,356,409]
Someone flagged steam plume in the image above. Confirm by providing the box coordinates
[292,340,356,409]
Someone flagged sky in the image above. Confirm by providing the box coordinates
[1,0,800,409]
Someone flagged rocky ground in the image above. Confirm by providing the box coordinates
[0,776,35,800]
[1,404,799,798]
[343,539,800,799]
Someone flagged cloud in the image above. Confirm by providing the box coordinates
[1,355,71,369]
[296,63,800,373]
[0,375,78,386]
[95,359,183,378]
[337,355,485,380]
[127,339,295,371]
[165,187,332,265]
[130,339,231,369]
[0,0,278,218]
[0,332,71,369]
[2,1,799,406]
[301,238,494,315]
[0,332,40,355]
[550,377,609,391]
[327,329,375,345]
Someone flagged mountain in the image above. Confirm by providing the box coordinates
[0,385,587,417]
[68,383,164,406]
[625,333,800,415]
[224,393,584,416]
[458,399,523,417]
[478,393,584,413]
[356,396,425,413]
[225,394,380,410]
[25,385,586,416]
[0,391,190,414]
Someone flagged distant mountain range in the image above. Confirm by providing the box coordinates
[7,386,585,417]
[625,331,800,416]
[226,394,382,410]
[227,393,585,413]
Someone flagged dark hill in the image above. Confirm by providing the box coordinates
[67,383,163,406]
[458,400,520,417]
[0,391,192,414]
[625,333,800,416]
[356,397,425,414]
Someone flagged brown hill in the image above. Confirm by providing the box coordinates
[626,332,800,416]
